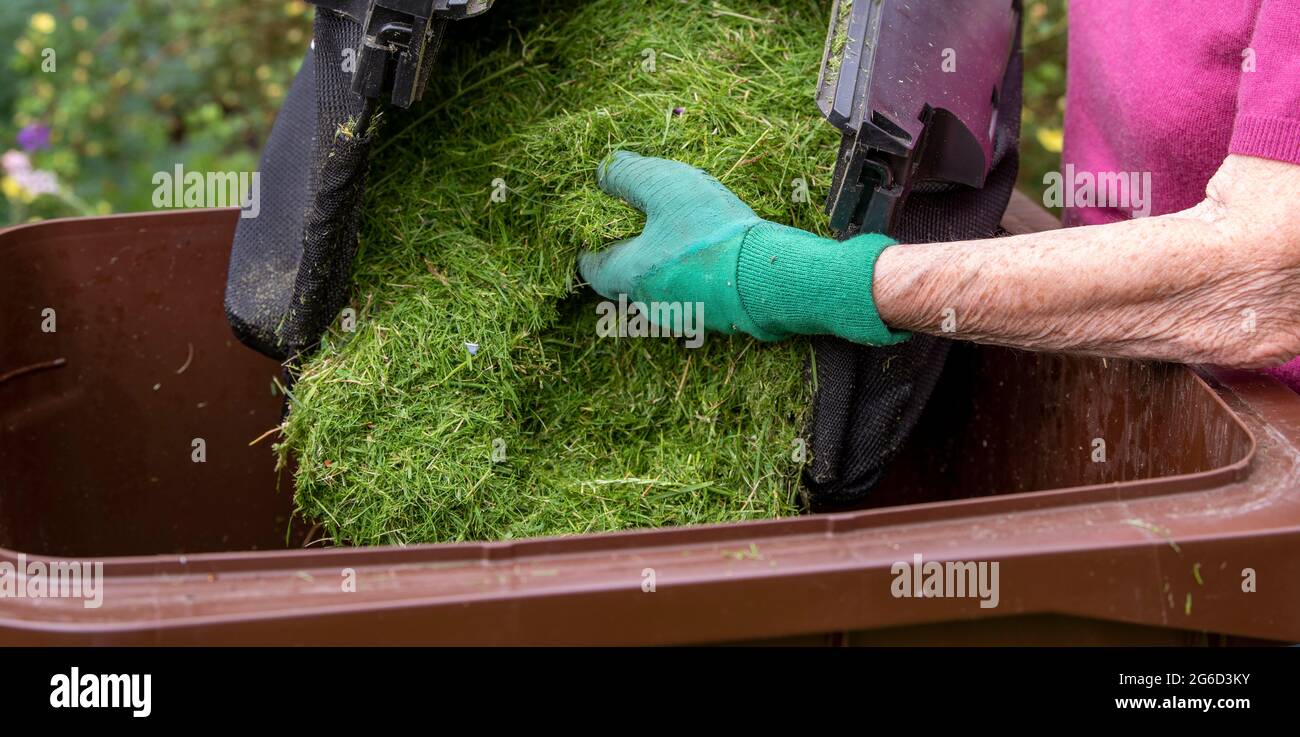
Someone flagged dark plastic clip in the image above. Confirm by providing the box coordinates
[352,0,440,108]
[306,0,494,108]
[816,0,1020,238]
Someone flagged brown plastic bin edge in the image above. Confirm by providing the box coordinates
[1,194,1298,645]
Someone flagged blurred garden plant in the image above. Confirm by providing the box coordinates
[2,145,84,221]
[1019,0,1068,210]
[1,0,313,224]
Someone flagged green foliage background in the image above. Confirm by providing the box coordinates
[2,1,1066,225]
[1020,0,1069,210]
[1,0,313,223]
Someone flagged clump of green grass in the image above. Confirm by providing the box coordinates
[279,0,840,545]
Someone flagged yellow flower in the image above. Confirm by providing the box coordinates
[30,13,56,35]
[1036,127,1064,153]
[1,176,22,201]
[6,180,36,204]
[72,17,88,32]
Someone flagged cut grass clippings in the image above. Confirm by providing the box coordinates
[279,0,840,545]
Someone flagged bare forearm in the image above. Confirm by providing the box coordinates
[872,155,1300,367]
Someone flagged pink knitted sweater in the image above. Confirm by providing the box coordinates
[1059,0,1300,387]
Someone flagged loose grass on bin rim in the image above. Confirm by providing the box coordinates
[278,0,841,545]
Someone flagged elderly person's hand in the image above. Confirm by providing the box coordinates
[871,154,1300,367]
[579,151,906,346]
[581,151,1300,368]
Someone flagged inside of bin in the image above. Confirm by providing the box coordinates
[0,212,1254,558]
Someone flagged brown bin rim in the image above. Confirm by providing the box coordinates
[5,201,1299,645]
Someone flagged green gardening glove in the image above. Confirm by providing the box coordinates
[578,151,909,346]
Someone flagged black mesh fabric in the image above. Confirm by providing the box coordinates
[225,10,377,361]
[803,39,1024,509]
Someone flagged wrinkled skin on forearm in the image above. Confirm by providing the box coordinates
[873,155,1300,368]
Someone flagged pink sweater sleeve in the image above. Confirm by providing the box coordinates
[1229,0,1300,164]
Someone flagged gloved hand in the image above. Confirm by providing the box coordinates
[578,151,909,346]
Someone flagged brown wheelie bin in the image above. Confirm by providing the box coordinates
[1,193,1297,645]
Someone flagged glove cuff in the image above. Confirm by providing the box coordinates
[736,221,910,346]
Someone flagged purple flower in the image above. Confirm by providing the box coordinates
[16,123,51,152]
[672,106,685,117]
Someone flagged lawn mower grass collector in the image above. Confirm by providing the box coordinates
[279,0,839,545]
